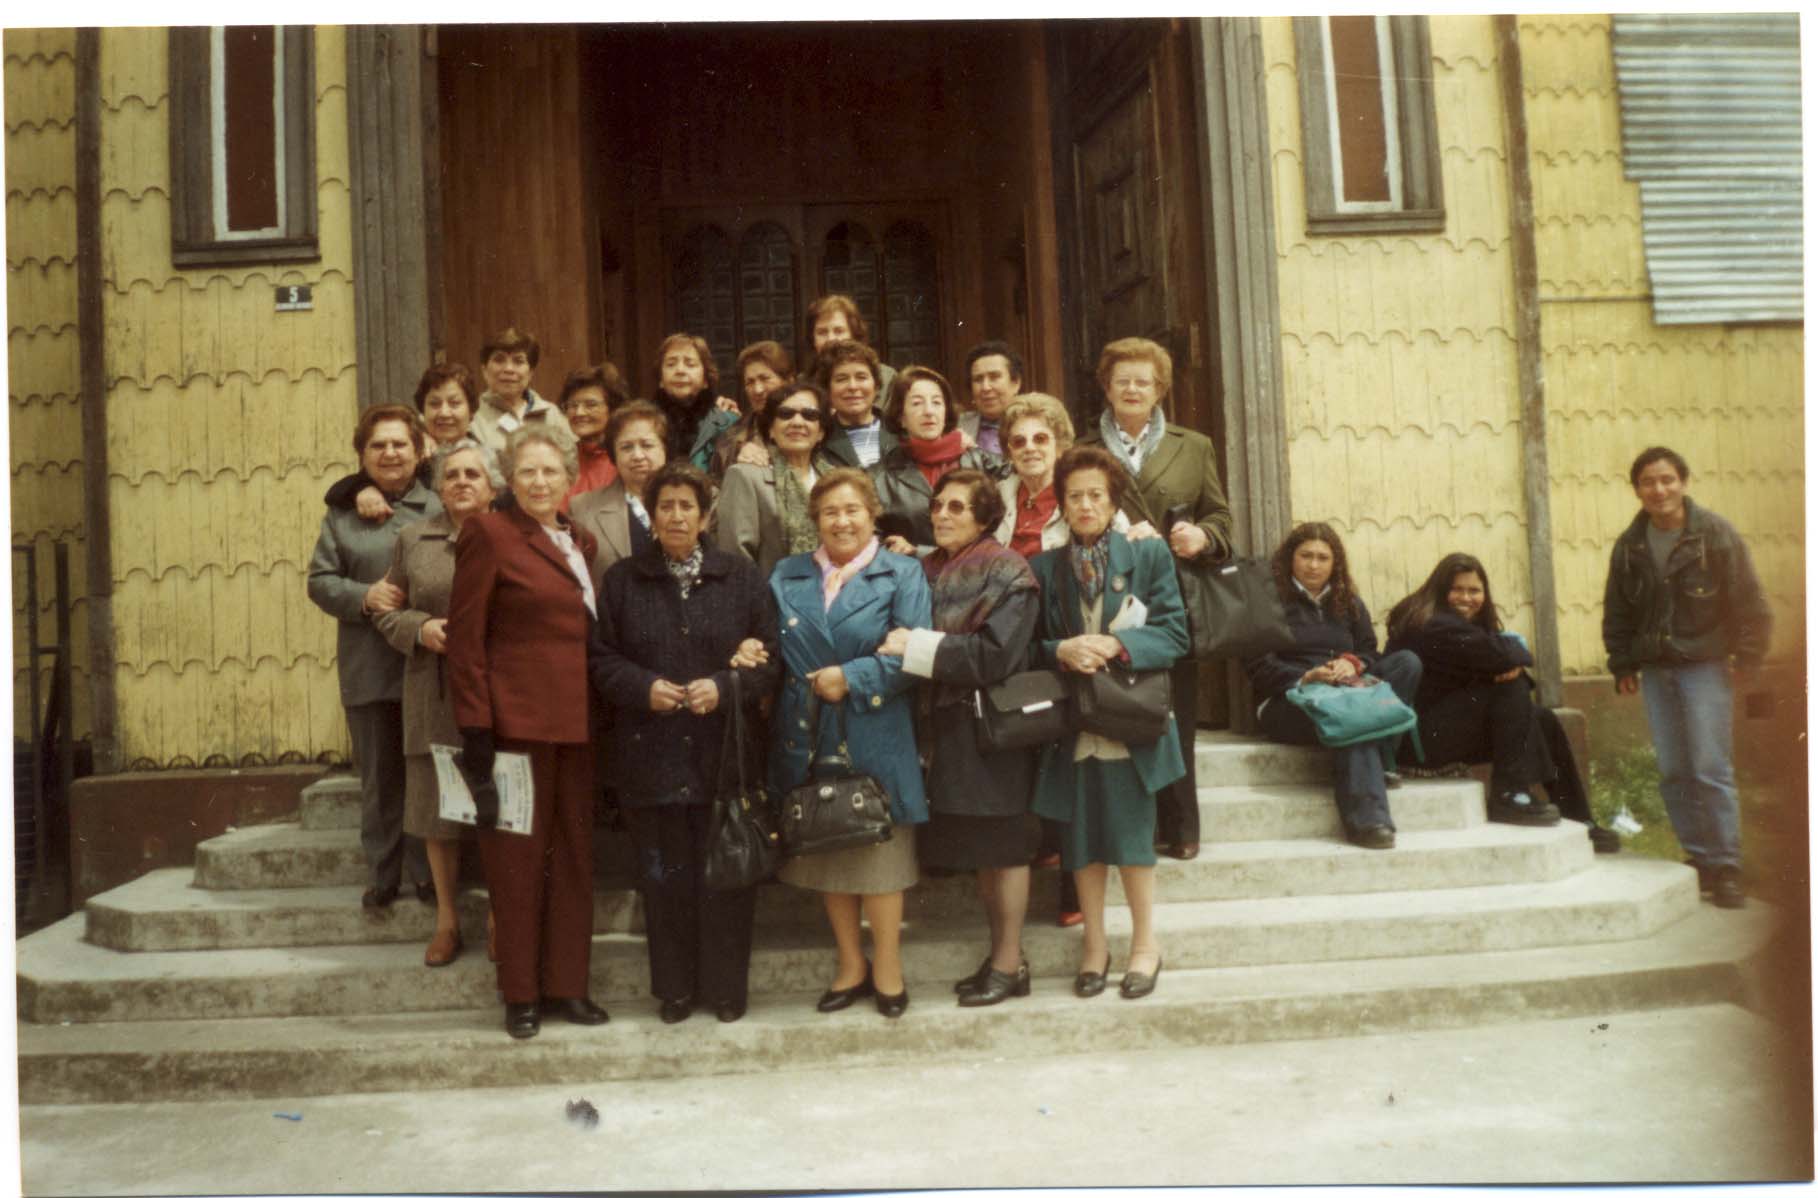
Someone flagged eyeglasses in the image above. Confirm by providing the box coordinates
[775,406,823,425]
[1007,432,1054,449]
[931,498,972,516]
[563,398,608,413]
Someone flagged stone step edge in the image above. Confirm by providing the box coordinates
[16,903,1773,1105]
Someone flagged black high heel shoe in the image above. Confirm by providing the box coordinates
[875,985,910,1018]
[815,964,875,1013]
[958,958,1031,1008]
[1119,956,1163,999]
[1074,946,1111,998]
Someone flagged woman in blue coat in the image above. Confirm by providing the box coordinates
[1030,446,1190,1001]
[768,468,933,1018]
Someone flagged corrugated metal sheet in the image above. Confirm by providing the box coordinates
[1610,14,1802,324]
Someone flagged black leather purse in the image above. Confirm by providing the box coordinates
[974,669,1073,752]
[1070,663,1173,745]
[778,698,894,857]
[703,674,781,891]
[1162,504,1296,661]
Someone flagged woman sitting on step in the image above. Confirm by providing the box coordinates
[1385,553,1619,852]
[1242,522,1422,851]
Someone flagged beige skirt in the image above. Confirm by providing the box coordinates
[778,823,919,895]
[403,753,475,841]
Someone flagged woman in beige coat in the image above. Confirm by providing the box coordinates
[375,443,500,965]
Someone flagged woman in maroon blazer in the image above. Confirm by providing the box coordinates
[446,422,609,1039]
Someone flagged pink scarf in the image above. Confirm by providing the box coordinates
[813,537,881,611]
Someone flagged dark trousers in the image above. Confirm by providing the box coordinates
[1413,678,1554,799]
[1258,650,1423,834]
[1154,657,1202,846]
[479,739,596,1005]
[624,803,758,1008]
[344,700,428,892]
[1535,706,1591,822]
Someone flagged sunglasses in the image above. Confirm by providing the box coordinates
[931,498,973,516]
[774,406,824,425]
[1007,431,1054,449]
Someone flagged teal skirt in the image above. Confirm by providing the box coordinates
[1033,756,1158,870]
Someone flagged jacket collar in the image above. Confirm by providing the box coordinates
[571,481,631,563]
[1049,530,1135,634]
[630,541,733,578]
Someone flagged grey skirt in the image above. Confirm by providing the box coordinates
[778,823,919,895]
[403,753,474,841]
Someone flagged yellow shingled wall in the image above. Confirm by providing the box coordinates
[1520,15,1805,674]
[1265,16,1534,640]
[99,26,357,767]
[6,28,93,744]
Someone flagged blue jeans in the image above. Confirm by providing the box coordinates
[1258,650,1423,834]
[1641,661,1740,869]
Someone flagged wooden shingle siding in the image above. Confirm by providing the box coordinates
[97,26,359,767]
[1521,15,1804,674]
[1267,16,1537,644]
[6,28,94,742]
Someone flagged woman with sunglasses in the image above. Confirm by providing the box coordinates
[716,380,834,579]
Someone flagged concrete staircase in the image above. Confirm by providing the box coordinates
[16,733,1775,1104]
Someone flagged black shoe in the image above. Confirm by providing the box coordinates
[1686,859,1716,895]
[1074,948,1111,998]
[415,881,436,905]
[815,965,875,1013]
[1712,867,1746,909]
[542,996,609,1026]
[658,998,693,1024]
[1347,825,1395,850]
[1158,841,1200,861]
[958,960,1032,1008]
[361,884,399,910]
[953,955,993,996]
[1588,824,1622,854]
[875,987,910,1018]
[505,1001,540,1039]
[715,1001,746,1023]
[1119,956,1163,999]
[1488,791,1561,826]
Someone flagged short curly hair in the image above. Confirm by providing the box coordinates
[1052,445,1131,511]
[933,469,1007,534]
[808,467,883,520]
[1095,336,1173,400]
[501,422,579,485]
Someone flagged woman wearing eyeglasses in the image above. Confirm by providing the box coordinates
[716,379,835,579]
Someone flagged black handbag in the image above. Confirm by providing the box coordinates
[778,698,894,857]
[703,674,781,892]
[1070,663,1173,745]
[974,669,1073,752]
[1173,556,1297,661]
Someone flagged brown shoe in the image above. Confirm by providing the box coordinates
[424,927,463,967]
[486,910,499,963]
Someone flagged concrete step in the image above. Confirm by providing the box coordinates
[19,857,1698,1024]
[192,825,364,890]
[1193,730,1333,786]
[298,774,361,831]
[82,869,642,952]
[17,900,1774,1104]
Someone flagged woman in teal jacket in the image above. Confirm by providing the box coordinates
[768,468,933,1018]
[1030,446,1189,1002]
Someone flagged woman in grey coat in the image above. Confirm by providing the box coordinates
[374,444,499,965]
[715,379,833,578]
[306,404,441,909]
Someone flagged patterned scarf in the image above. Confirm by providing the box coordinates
[665,542,704,600]
[1070,534,1112,608]
[814,536,880,611]
[1098,406,1165,480]
[773,460,819,556]
[924,534,1039,707]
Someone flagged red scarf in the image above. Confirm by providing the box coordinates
[904,430,965,488]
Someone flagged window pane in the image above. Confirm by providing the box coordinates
[882,221,939,369]
[673,225,737,383]
[738,222,797,350]
[222,26,280,231]
[1328,16,1392,205]
[820,222,881,345]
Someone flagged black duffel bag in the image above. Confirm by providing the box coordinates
[778,699,894,857]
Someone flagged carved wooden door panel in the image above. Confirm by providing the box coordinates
[1072,76,1170,365]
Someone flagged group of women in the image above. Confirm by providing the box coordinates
[307,315,1610,1040]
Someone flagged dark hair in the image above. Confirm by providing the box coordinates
[1052,445,1131,511]
[1269,521,1357,618]
[736,340,794,386]
[933,469,1007,534]
[1386,552,1504,641]
[812,339,883,393]
[603,399,671,465]
[808,467,883,520]
[480,326,540,369]
[885,365,959,436]
[559,361,632,409]
[807,293,870,346]
[412,362,476,413]
[654,332,721,398]
[963,340,1025,388]
[1629,446,1690,487]
[353,403,428,456]
[756,379,832,442]
[642,460,715,516]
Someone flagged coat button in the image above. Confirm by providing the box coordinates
[788,617,799,627]
[870,695,882,708]
[798,719,808,729]
[1112,577,1126,592]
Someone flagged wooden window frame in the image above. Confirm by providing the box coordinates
[169,25,318,267]
[1293,15,1444,236]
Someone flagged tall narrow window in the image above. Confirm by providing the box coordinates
[1294,15,1443,234]
[882,221,940,370]
[672,224,738,382]
[738,222,797,349]
[820,222,883,339]
[170,26,318,265]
